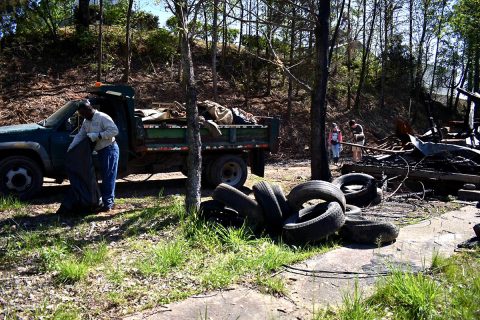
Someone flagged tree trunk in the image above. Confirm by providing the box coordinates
[76,0,90,33]
[96,0,103,82]
[123,0,134,83]
[203,2,209,51]
[311,0,332,182]
[328,0,346,67]
[212,0,219,101]
[345,0,352,109]
[286,6,296,122]
[175,0,202,213]
[414,4,429,98]
[265,0,272,96]
[221,0,227,70]
[429,0,446,97]
[238,0,244,53]
[354,0,378,110]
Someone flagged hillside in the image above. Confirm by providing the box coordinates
[0,41,460,160]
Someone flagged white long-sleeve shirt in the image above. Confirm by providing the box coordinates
[69,110,119,151]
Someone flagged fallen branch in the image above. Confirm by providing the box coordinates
[339,141,405,154]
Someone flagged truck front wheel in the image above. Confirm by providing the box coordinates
[0,156,43,200]
[208,155,247,188]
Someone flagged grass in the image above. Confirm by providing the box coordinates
[2,194,338,319]
[255,276,287,296]
[0,196,26,211]
[320,249,480,319]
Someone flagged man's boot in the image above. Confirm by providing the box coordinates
[334,157,339,164]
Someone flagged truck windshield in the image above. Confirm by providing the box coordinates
[42,102,78,128]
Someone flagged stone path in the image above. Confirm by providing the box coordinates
[125,205,480,320]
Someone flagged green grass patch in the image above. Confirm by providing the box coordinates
[55,258,89,284]
[0,196,26,211]
[135,239,188,276]
[321,249,480,319]
[255,276,287,296]
[3,194,339,319]
[82,242,109,266]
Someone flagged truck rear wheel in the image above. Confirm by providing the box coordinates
[0,156,43,200]
[208,155,247,188]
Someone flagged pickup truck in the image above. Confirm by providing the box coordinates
[0,84,280,199]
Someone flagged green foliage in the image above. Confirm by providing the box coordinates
[451,0,480,49]
[144,28,178,62]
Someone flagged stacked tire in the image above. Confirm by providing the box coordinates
[203,178,399,246]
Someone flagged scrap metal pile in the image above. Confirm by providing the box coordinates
[200,173,399,246]
[343,134,480,191]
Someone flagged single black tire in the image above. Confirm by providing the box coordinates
[345,204,361,215]
[212,183,265,228]
[0,156,43,200]
[199,200,245,228]
[283,202,345,244]
[270,184,292,219]
[287,180,346,212]
[340,220,399,244]
[208,155,248,189]
[332,173,377,207]
[253,181,283,233]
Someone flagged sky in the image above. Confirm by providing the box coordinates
[136,0,172,28]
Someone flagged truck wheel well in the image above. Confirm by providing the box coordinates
[0,150,45,174]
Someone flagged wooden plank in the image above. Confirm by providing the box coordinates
[342,163,480,184]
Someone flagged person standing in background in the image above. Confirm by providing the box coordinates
[349,119,365,162]
[328,123,343,165]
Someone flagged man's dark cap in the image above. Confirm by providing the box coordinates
[78,99,92,110]
[349,120,356,126]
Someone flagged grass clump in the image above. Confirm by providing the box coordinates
[370,269,439,319]
[320,249,480,320]
[0,196,26,211]
[55,259,89,284]
[255,276,287,296]
[136,239,188,276]
[82,241,108,266]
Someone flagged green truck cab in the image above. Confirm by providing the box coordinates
[0,84,280,199]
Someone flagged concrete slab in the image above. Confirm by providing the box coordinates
[124,205,480,320]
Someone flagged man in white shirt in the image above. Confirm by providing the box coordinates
[68,100,119,212]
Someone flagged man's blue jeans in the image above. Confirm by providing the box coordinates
[97,142,119,209]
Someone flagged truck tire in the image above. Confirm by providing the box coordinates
[253,181,283,233]
[209,155,247,188]
[332,173,377,207]
[0,156,43,200]
[287,180,346,212]
[283,202,345,244]
[270,184,291,218]
[212,183,265,229]
[340,220,399,244]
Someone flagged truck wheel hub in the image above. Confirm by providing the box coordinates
[5,167,32,192]
[221,162,241,185]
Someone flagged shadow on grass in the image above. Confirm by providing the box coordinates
[29,177,218,205]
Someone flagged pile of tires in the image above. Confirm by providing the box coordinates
[201,179,400,246]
